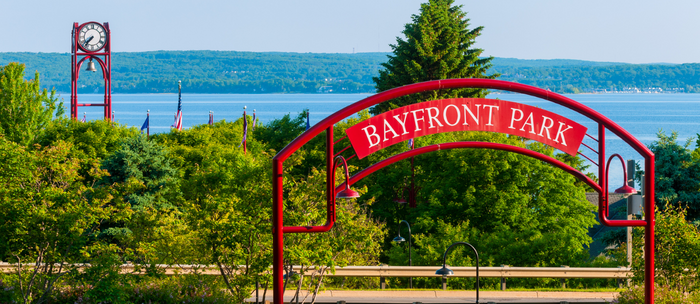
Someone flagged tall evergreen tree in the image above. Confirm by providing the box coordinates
[371,0,497,115]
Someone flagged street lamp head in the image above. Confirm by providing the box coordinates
[336,187,360,199]
[334,156,360,200]
[394,197,408,204]
[435,265,453,276]
[607,154,637,197]
[393,236,406,243]
[615,184,637,195]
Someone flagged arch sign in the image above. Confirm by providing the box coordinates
[271,79,656,304]
[346,98,587,158]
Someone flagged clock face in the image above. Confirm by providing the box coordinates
[78,22,107,52]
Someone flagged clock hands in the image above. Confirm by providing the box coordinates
[83,35,94,47]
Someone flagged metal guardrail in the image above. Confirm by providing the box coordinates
[0,262,221,275]
[0,263,631,278]
[0,263,630,290]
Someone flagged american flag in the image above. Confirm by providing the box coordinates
[408,138,414,149]
[172,81,183,130]
[208,111,213,126]
[305,110,310,131]
[81,113,86,123]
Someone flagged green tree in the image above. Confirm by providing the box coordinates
[0,137,127,303]
[101,135,179,210]
[647,131,700,220]
[99,135,182,267]
[630,204,700,295]
[371,0,497,115]
[0,62,64,146]
[154,119,272,303]
[37,118,140,162]
[36,119,141,182]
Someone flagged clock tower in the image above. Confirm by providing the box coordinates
[70,21,112,121]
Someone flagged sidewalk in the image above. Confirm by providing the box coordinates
[247,290,618,303]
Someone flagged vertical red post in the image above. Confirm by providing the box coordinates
[645,156,655,304]
[327,127,335,225]
[598,124,606,220]
[272,159,284,304]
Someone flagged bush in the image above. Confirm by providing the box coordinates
[614,285,700,304]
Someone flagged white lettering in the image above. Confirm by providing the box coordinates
[519,112,536,134]
[426,107,443,129]
[392,112,410,135]
[538,116,554,139]
[553,122,574,146]
[462,104,481,126]
[410,109,425,132]
[362,125,381,148]
[443,104,461,126]
[483,105,499,126]
[383,119,399,141]
[508,108,524,129]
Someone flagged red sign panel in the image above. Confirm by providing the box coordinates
[346,98,587,159]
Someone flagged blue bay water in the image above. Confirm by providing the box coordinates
[65,93,700,191]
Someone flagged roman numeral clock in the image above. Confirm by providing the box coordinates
[70,21,112,121]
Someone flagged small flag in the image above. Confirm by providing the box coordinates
[305,110,310,131]
[408,138,414,149]
[252,110,256,131]
[208,111,213,126]
[172,81,183,131]
[141,114,149,133]
[81,112,86,123]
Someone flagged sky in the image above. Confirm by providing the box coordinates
[2,0,700,64]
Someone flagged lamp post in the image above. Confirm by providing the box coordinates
[393,220,412,288]
[435,242,479,304]
[605,154,637,284]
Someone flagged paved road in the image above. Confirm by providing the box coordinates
[247,290,617,303]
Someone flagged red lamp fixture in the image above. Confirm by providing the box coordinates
[607,154,638,196]
[334,156,360,200]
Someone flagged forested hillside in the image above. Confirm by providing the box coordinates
[1,51,699,94]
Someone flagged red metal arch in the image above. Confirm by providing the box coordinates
[271,79,656,304]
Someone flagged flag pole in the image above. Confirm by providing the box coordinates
[243,106,247,155]
[147,109,150,137]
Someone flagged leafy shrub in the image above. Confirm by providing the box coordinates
[613,285,700,304]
